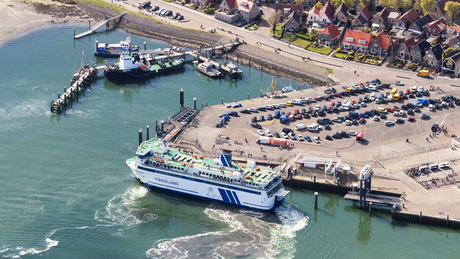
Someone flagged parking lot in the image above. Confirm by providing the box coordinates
[206,79,459,150]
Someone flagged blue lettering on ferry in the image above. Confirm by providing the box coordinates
[155,177,179,186]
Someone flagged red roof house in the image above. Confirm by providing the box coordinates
[342,29,373,52]
[318,24,341,46]
[369,31,393,55]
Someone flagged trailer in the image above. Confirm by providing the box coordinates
[256,137,288,146]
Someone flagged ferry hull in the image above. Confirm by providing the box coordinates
[129,164,284,211]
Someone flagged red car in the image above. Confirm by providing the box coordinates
[385,107,393,112]
[405,89,411,94]
[315,96,321,101]
[351,100,355,104]
[295,114,302,119]
[358,82,364,88]
[333,92,341,97]
[359,118,365,124]
[408,117,415,122]
[293,109,299,115]
[286,112,291,117]
[330,101,335,106]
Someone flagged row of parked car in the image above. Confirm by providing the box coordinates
[149,6,184,20]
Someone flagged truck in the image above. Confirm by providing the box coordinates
[418,98,429,105]
[295,124,307,130]
[393,93,400,101]
[256,137,288,146]
[280,114,287,123]
[417,70,429,77]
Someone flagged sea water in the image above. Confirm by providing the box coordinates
[0,25,458,258]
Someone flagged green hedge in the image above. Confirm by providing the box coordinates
[296,34,311,41]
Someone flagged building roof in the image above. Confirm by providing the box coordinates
[309,6,320,16]
[413,40,431,57]
[449,52,460,63]
[397,9,419,24]
[323,24,341,39]
[224,0,255,11]
[334,3,349,17]
[447,25,460,35]
[374,31,392,50]
[320,1,335,21]
[287,11,301,24]
[342,29,373,47]
[388,12,400,19]
[437,0,448,15]
[430,43,444,61]
[413,14,433,31]
[353,15,368,26]
[403,36,416,51]
[426,18,448,35]
[360,6,372,21]
[275,4,303,16]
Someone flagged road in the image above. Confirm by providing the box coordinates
[111,0,460,88]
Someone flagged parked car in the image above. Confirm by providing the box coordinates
[408,117,415,122]
[395,81,404,86]
[304,135,311,142]
[332,133,342,139]
[257,130,264,136]
[395,118,405,124]
[280,132,288,139]
[274,132,280,138]
[420,114,430,119]
[384,121,394,126]
[325,135,333,140]
[251,123,262,129]
[288,132,297,140]
[264,129,273,137]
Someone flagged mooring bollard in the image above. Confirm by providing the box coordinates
[314,174,316,189]
[221,98,224,104]
[247,93,249,100]
[146,125,149,140]
[206,101,208,107]
[419,211,422,223]
[369,202,372,216]
[314,192,318,209]
[194,98,196,109]
[138,128,143,145]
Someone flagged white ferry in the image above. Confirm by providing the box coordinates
[126,138,289,210]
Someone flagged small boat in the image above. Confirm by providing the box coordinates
[104,52,185,80]
[193,61,222,77]
[226,61,242,74]
[94,36,139,58]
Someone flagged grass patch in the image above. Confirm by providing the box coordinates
[307,46,332,55]
[292,38,312,48]
[246,24,259,31]
[318,66,333,75]
[334,52,348,58]
[76,0,126,13]
[163,0,173,2]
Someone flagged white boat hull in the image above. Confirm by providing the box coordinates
[128,162,285,211]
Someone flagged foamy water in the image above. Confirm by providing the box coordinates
[146,203,308,259]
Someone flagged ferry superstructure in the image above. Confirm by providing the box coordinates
[126,138,289,210]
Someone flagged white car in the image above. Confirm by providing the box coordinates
[264,105,273,110]
[429,104,434,111]
[345,120,351,126]
[257,130,264,136]
[278,103,286,108]
[393,111,399,116]
[399,110,405,116]
[395,81,404,86]
[374,115,379,121]
[353,103,359,109]
[280,132,289,139]
[298,134,304,141]
[385,121,395,126]
[264,129,273,137]
[375,99,380,104]
[313,137,320,143]
[348,130,357,136]
[369,86,377,91]
[249,107,257,112]
[273,104,279,109]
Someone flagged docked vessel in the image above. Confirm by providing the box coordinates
[126,138,289,210]
[104,52,185,80]
[94,37,139,58]
[226,61,242,75]
[193,61,222,77]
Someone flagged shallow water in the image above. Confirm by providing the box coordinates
[0,25,458,258]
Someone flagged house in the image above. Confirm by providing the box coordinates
[215,0,260,23]
[426,18,447,37]
[275,4,304,22]
[190,0,214,8]
[410,40,431,63]
[394,9,419,30]
[370,7,389,31]
[448,35,460,48]
[442,53,460,76]
[318,1,334,26]
[302,0,317,8]
[285,11,301,32]
[307,6,320,25]
[424,43,444,68]
[341,29,373,52]
[333,3,349,27]
[398,36,416,59]
[446,25,460,36]
[388,12,400,26]
[369,31,393,56]
[351,6,372,28]
[430,0,448,20]
[318,24,341,46]
[408,14,433,36]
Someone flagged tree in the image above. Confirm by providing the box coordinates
[295,0,303,5]
[401,0,413,9]
[316,2,323,9]
[379,0,393,7]
[343,0,356,8]
[420,0,436,15]
[445,1,460,22]
[331,0,341,9]
[360,0,370,6]
[414,0,422,11]
[268,11,282,35]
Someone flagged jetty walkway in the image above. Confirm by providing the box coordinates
[74,12,127,39]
